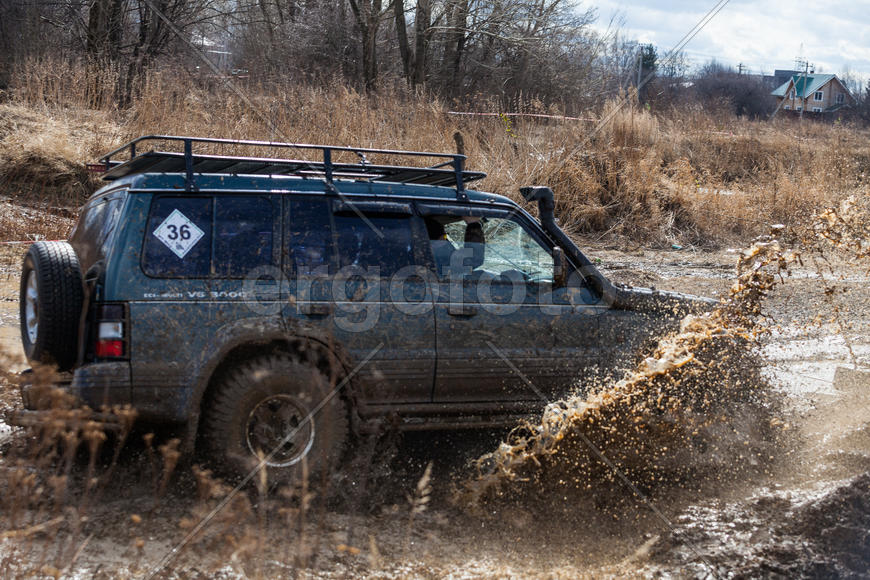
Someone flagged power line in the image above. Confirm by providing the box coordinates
[560,0,732,162]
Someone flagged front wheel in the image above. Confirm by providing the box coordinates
[200,355,348,486]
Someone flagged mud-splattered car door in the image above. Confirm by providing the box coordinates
[283,196,436,404]
[421,206,604,404]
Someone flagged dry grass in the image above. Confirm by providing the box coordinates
[0,202,75,245]
[0,102,116,203]
[3,58,870,248]
[0,368,453,578]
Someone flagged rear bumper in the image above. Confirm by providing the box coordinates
[7,363,133,431]
[19,369,72,409]
[71,362,132,408]
[14,363,191,426]
[5,408,127,431]
[18,362,131,411]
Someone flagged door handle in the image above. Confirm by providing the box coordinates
[298,302,333,315]
[447,304,478,316]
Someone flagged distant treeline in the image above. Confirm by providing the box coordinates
[1,0,868,120]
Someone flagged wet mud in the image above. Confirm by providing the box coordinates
[1,201,870,577]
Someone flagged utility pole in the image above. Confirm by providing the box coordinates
[738,63,744,75]
[637,49,642,104]
[795,57,813,120]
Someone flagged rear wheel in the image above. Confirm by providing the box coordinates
[200,355,348,486]
[19,241,84,371]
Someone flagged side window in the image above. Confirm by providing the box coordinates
[334,213,415,276]
[214,196,275,278]
[144,195,278,278]
[482,218,553,279]
[287,198,333,276]
[71,194,126,269]
[143,197,212,278]
[71,200,108,269]
[74,199,107,242]
[426,215,553,281]
[98,197,123,250]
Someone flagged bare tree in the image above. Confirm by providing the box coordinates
[349,0,389,90]
[87,0,125,61]
[411,0,431,86]
[393,0,412,80]
[3,0,645,114]
[693,60,774,118]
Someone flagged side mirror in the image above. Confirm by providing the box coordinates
[553,246,567,288]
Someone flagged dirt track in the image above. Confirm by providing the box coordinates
[1,239,869,578]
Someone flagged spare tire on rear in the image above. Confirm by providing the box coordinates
[20,241,84,371]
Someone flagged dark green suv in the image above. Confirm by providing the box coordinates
[15,136,707,482]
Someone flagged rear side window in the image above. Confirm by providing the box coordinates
[143,195,275,278]
[143,197,213,278]
[286,199,417,277]
[287,198,333,276]
[214,197,274,277]
[71,193,126,271]
[334,214,415,276]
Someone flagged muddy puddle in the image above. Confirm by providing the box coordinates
[642,364,870,578]
[1,215,870,576]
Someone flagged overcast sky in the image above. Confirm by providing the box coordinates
[593,0,870,84]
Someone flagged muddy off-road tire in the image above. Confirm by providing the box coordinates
[20,241,84,371]
[200,355,348,486]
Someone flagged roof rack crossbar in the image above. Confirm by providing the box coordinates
[99,135,484,198]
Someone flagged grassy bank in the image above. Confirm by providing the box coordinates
[2,60,869,247]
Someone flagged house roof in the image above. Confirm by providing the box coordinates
[771,73,839,98]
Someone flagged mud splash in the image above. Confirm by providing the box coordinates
[464,232,795,510]
[812,194,870,265]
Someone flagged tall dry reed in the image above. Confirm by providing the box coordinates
[3,58,870,246]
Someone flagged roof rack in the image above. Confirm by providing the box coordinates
[96,135,485,200]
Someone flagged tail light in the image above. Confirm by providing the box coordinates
[94,303,127,359]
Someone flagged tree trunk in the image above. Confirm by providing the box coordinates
[440,1,457,87]
[393,0,411,82]
[258,0,276,57]
[122,0,164,107]
[362,14,378,90]
[350,0,383,91]
[87,0,124,106]
[87,0,124,59]
[412,0,429,87]
[439,0,466,95]
[87,0,108,57]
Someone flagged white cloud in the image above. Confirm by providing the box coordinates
[588,0,870,77]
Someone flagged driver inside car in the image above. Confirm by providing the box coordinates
[426,218,457,278]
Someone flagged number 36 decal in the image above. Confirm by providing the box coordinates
[165,223,192,240]
[153,209,205,259]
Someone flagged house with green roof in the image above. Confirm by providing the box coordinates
[771,73,855,113]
